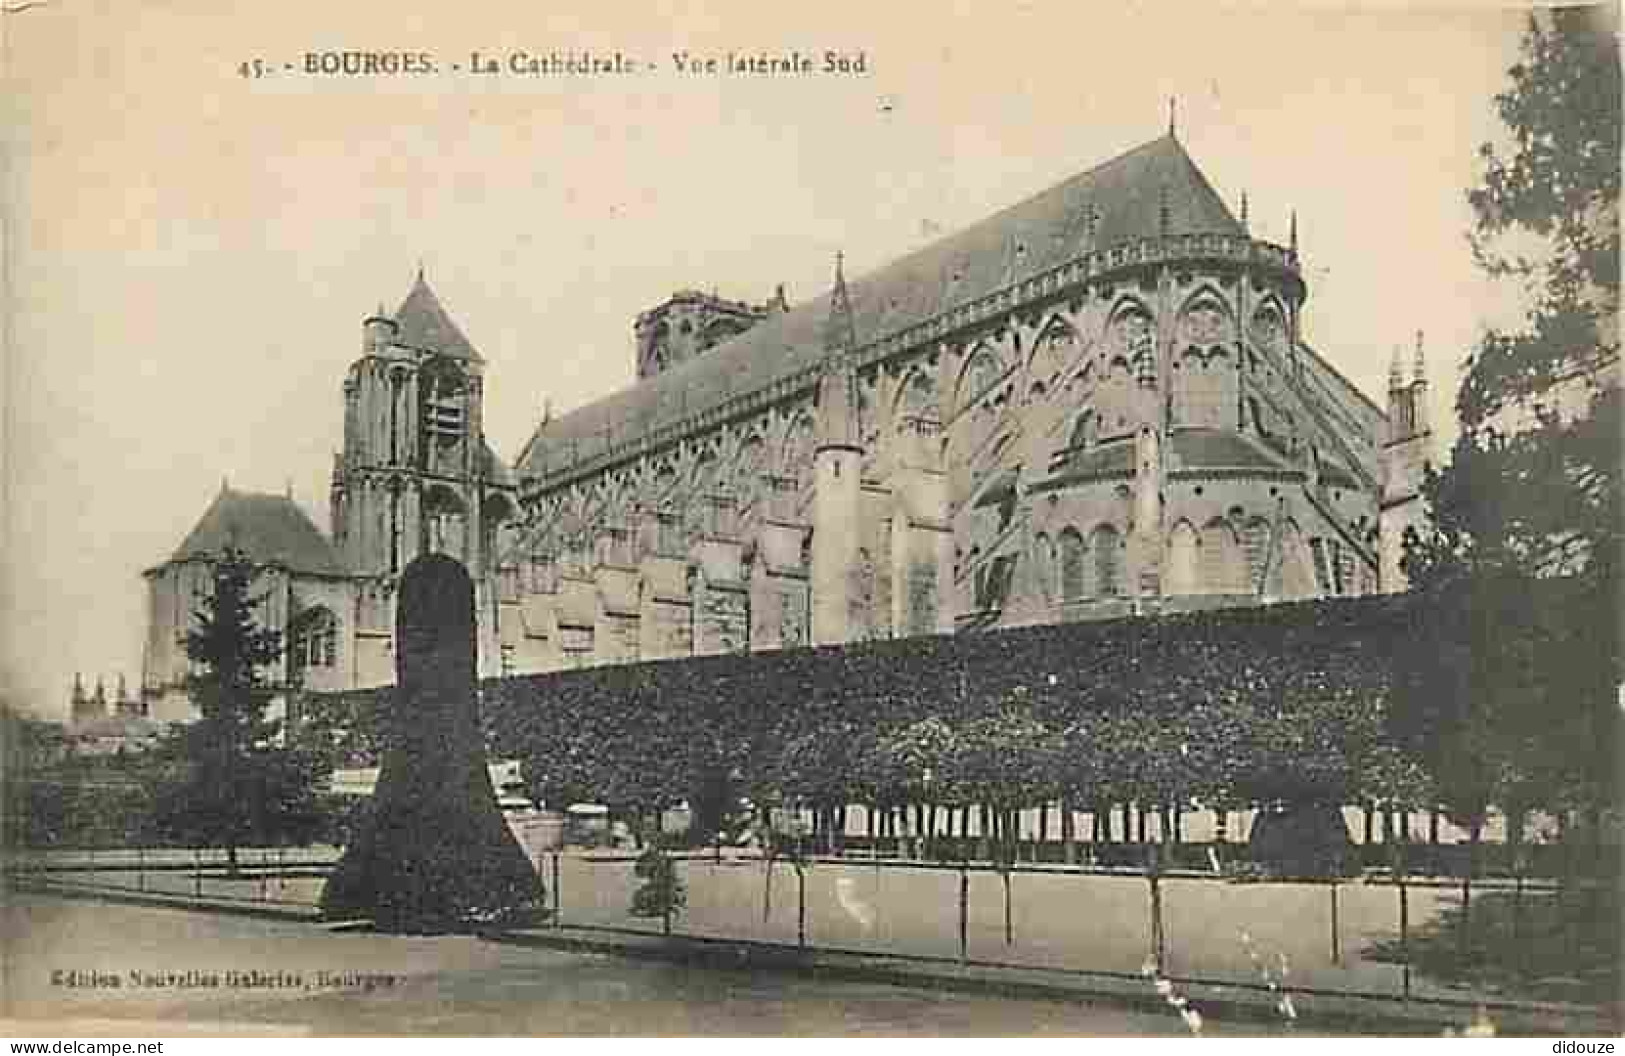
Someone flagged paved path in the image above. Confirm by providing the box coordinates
[5,894,1269,1036]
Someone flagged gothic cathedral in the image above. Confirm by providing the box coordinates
[139,131,1431,717]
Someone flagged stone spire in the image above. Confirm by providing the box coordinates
[822,251,856,354]
[816,252,861,453]
[1389,344,1405,392]
[1411,330,1430,435]
[1240,191,1249,232]
[1289,209,1299,255]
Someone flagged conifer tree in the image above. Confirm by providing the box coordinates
[152,546,322,873]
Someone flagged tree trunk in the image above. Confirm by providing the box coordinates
[1429,809,1440,846]
[1364,804,1376,845]
[1061,798,1076,864]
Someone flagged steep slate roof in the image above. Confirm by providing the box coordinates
[171,487,345,576]
[1167,427,1294,474]
[520,133,1244,478]
[394,271,480,360]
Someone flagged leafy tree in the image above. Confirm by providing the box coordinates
[1401,8,1621,831]
[151,548,324,872]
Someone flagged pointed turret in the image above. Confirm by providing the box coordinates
[821,251,857,353]
[1411,330,1430,435]
[816,253,861,454]
[1240,191,1249,232]
[811,252,866,645]
[1380,329,1437,594]
[1289,210,1299,255]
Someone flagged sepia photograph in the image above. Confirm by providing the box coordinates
[2,0,1619,1039]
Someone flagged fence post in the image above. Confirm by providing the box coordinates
[796,862,807,949]
[958,864,969,965]
[1393,842,1411,1002]
[1513,848,1528,976]
[1147,843,1165,971]
[1329,880,1341,965]
[551,851,561,928]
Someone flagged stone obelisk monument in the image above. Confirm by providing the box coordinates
[321,554,543,931]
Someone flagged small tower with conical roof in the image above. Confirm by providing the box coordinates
[1379,330,1434,592]
[810,253,866,646]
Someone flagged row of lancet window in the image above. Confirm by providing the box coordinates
[1032,526,1123,602]
[1032,519,1367,603]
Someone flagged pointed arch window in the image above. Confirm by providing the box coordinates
[1059,528,1087,601]
[1092,524,1121,597]
[421,361,468,446]
[293,607,337,670]
[1166,522,1199,595]
[423,486,469,558]
[1199,520,1246,594]
[1032,533,1055,603]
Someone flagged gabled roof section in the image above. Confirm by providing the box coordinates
[170,486,345,576]
[1167,427,1295,474]
[394,271,480,360]
[519,133,1243,480]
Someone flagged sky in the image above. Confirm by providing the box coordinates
[3,1,1536,720]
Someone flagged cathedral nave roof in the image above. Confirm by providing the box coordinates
[519,133,1245,482]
